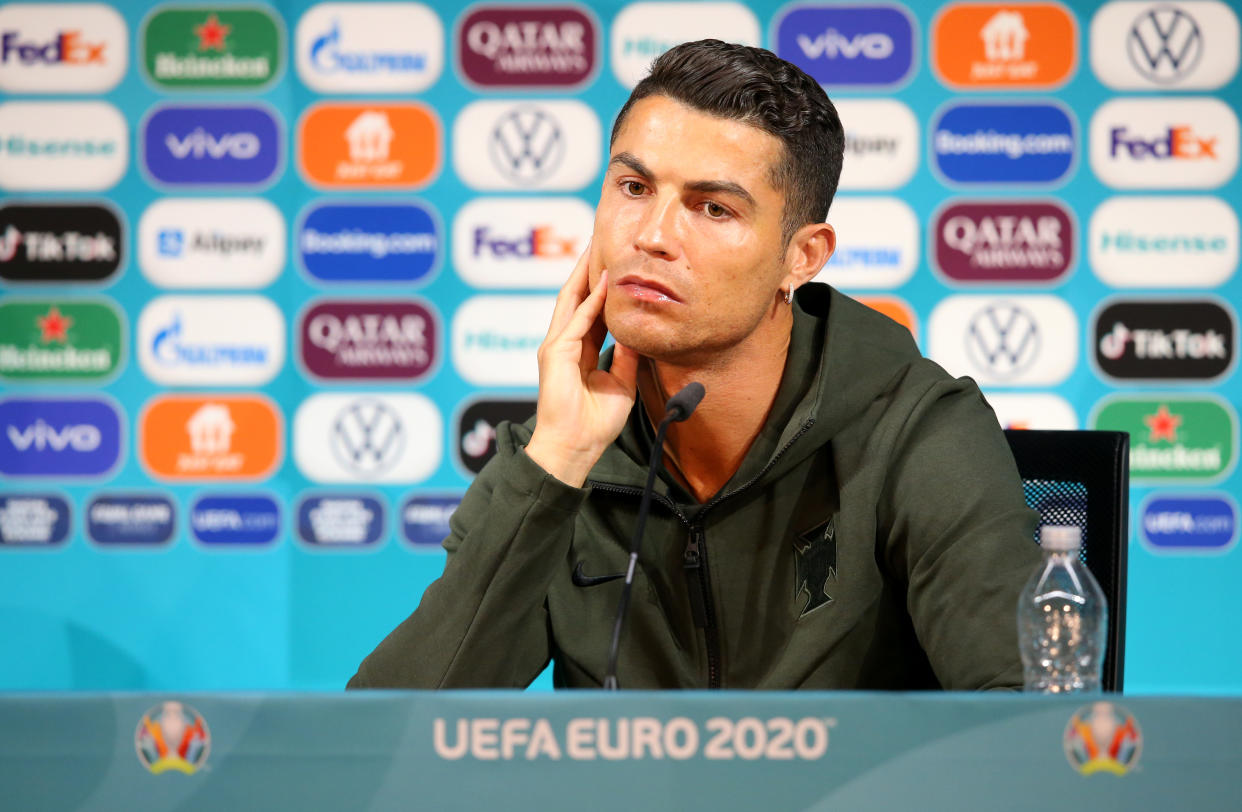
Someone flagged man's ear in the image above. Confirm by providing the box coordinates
[782,221,836,290]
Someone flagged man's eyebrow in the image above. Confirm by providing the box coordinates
[608,152,757,210]
[609,152,651,177]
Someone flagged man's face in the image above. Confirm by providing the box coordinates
[592,95,791,363]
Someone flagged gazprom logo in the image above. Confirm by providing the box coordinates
[774,4,917,87]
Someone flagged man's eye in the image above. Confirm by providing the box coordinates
[624,181,645,195]
[704,201,729,218]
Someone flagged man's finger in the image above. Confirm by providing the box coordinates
[608,342,640,395]
[558,269,609,345]
[545,241,593,340]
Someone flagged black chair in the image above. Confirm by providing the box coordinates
[1003,429,1130,693]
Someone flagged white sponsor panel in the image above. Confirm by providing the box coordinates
[1090,195,1238,288]
[452,295,554,386]
[0,3,128,93]
[1090,1,1239,90]
[295,2,443,92]
[138,198,286,288]
[1090,97,1239,189]
[815,197,918,289]
[610,2,760,87]
[928,295,1078,386]
[835,99,919,190]
[137,295,285,385]
[453,198,593,289]
[294,392,441,483]
[983,393,1080,430]
[453,100,600,191]
[0,101,127,191]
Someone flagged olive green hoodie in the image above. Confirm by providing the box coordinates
[348,283,1041,690]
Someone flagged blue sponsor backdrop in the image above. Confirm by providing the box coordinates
[0,0,1239,695]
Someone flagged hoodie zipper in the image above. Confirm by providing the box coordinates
[586,416,816,690]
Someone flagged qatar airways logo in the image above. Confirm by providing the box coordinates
[934,200,1074,284]
[459,5,597,88]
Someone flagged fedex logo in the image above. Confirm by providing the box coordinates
[0,30,105,64]
[472,225,576,259]
[1090,98,1239,189]
[1110,126,1217,160]
[453,198,592,288]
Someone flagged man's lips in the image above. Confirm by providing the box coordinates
[614,273,682,303]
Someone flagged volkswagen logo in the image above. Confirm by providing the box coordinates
[1127,5,1203,84]
[488,106,565,183]
[331,398,405,475]
[966,302,1041,379]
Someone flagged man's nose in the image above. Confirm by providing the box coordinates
[633,194,680,259]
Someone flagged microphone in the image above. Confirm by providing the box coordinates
[603,382,705,690]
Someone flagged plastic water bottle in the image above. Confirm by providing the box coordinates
[1017,526,1108,693]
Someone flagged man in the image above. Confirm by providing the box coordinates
[348,41,1040,690]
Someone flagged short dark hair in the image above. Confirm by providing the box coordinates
[610,39,844,246]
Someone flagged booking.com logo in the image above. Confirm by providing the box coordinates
[932,101,1076,185]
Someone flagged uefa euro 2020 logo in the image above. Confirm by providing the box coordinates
[1063,701,1142,776]
[135,701,211,775]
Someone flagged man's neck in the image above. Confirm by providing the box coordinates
[639,304,793,503]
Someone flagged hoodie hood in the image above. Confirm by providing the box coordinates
[588,283,924,500]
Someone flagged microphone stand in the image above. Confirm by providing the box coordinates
[603,382,704,690]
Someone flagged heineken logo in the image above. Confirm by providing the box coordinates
[1091,396,1236,482]
[142,6,282,89]
[0,300,123,381]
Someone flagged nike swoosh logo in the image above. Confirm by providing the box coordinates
[571,561,624,587]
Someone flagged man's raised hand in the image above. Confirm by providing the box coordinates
[524,245,639,487]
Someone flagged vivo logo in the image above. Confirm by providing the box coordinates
[798,29,892,59]
[7,419,100,452]
[775,5,915,87]
[165,128,261,160]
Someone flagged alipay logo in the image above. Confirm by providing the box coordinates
[835,99,920,190]
[774,4,916,87]
[294,393,441,484]
[932,102,1076,185]
[453,198,592,288]
[929,295,1078,386]
[137,295,285,386]
[454,100,600,191]
[0,3,127,93]
[452,295,554,386]
[139,198,285,288]
[0,101,127,191]
[143,104,281,187]
[1088,196,1238,288]
[295,2,442,93]
[1090,98,1239,189]
[0,397,122,478]
[1091,1,1239,90]
[299,201,440,283]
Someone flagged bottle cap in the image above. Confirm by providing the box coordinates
[1041,525,1082,551]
